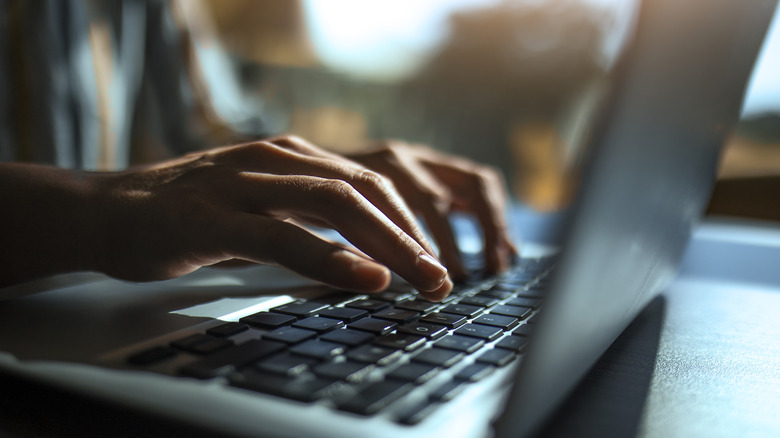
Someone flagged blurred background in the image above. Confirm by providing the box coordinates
[184,0,780,213]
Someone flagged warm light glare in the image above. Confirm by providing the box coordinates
[302,0,499,80]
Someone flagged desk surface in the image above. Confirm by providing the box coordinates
[536,217,780,438]
[642,278,780,437]
[642,218,780,437]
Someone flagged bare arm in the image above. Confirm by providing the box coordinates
[0,163,99,285]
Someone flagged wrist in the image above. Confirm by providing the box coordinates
[0,164,106,285]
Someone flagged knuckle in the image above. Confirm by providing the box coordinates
[232,140,276,158]
[280,134,306,144]
[318,178,358,203]
[470,164,502,187]
[270,135,307,150]
[355,168,389,190]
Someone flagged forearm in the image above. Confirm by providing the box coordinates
[0,163,99,286]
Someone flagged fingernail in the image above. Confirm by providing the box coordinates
[417,252,448,287]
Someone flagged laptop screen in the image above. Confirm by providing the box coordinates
[495,0,778,436]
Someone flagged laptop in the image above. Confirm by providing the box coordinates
[0,0,774,436]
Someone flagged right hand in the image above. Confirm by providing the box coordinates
[88,136,453,301]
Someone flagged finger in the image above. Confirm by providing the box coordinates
[215,141,439,259]
[418,201,467,280]
[368,153,468,280]
[295,159,439,259]
[419,151,517,273]
[233,173,450,295]
[223,215,392,292]
[461,170,513,273]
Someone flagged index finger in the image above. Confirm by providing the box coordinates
[421,152,517,273]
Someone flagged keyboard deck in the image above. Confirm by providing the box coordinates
[123,256,554,425]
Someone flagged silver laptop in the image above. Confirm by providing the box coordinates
[0,0,774,436]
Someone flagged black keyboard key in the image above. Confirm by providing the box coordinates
[188,337,234,355]
[394,299,439,313]
[170,333,211,350]
[338,380,413,415]
[396,399,440,425]
[458,296,500,308]
[240,312,296,329]
[271,302,329,318]
[127,346,177,366]
[289,339,346,360]
[454,324,503,341]
[313,360,375,383]
[451,284,478,296]
[490,283,520,293]
[506,297,542,309]
[320,328,375,347]
[348,318,397,335]
[171,334,233,355]
[372,308,420,325]
[518,289,545,299]
[373,333,426,352]
[207,322,249,338]
[346,344,402,366]
[436,335,485,354]
[512,324,533,337]
[317,307,368,323]
[495,335,529,352]
[292,316,345,333]
[491,305,533,319]
[229,371,337,403]
[429,380,466,401]
[473,314,519,330]
[345,299,390,313]
[476,289,514,300]
[412,348,464,368]
[455,363,494,382]
[386,362,439,384]
[501,273,537,283]
[440,304,483,318]
[263,327,317,344]
[397,322,448,340]
[420,313,467,329]
[477,348,517,367]
[255,353,318,376]
[375,291,414,302]
[180,339,285,379]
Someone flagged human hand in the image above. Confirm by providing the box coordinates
[350,141,517,280]
[89,136,453,301]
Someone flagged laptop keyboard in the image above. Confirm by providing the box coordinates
[124,255,554,424]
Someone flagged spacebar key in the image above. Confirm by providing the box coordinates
[180,339,286,379]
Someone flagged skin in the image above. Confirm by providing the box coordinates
[0,136,515,301]
[350,140,518,280]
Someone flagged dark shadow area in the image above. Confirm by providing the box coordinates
[0,368,228,438]
[534,295,666,438]
[0,275,333,362]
